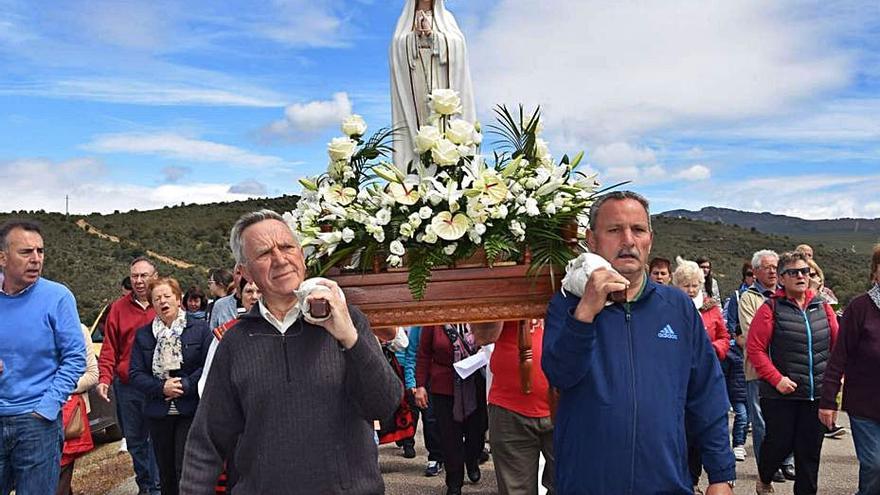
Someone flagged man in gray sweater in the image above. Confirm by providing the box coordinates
[180,210,402,494]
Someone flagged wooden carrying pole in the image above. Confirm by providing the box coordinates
[517,320,533,395]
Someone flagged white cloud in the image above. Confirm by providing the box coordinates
[0,79,286,107]
[161,166,190,183]
[228,179,268,195]
[83,132,285,167]
[470,1,851,142]
[264,92,352,139]
[0,157,263,214]
[675,165,711,181]
[591,142,657,168]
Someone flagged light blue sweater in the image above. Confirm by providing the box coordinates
[0,277,86,419]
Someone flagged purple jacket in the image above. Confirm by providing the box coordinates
[819,293,880,422]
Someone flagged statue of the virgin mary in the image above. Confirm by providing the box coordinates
[390,0,476,171]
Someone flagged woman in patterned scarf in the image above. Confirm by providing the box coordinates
[129,277,212,495]
[819,244,880,495]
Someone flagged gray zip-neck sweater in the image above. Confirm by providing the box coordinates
[180,304,402,494]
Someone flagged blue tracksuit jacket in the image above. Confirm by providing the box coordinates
[542,280,735,494]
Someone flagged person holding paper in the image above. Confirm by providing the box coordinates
[414,324,488,495]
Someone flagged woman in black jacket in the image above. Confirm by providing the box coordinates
[129,277,212,495]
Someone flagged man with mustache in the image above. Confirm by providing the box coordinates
[542,191,735,494]
[180,210,402,494]
[0,219,86,494]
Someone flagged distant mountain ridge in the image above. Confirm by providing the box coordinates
[660,207,880,235]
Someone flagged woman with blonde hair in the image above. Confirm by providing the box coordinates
[129,277,212,495]
[672,257,730,493]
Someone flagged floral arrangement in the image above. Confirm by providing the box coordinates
[284,89,605,299]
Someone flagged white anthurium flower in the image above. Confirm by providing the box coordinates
[399,223,415,238]
[386,254,403,267]
[431,138,461,166]
[414,125,442,154]
[388,180,421,205]
[327,137,357,162]
[390,240,406,256]
[429,89,462,116]
[341,114,367,137]
[419,206,433,219]
[443,243,458,256]
[431,211,469,241]
[472,170,508,205]
[375,208,392,226]
[341,227,355,243]
[445,119,475,145]
[323,184,357,206]
[525,197,540,216]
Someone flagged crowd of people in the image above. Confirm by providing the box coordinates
[0,190,878,495]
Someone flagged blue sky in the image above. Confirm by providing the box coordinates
[1,0,878,219]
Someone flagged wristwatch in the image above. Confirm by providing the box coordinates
[726,480,736,488]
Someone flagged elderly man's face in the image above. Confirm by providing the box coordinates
[130,260,157,300]
[239,219,305,299]
[0,227,44,292]
[588,198,653,277]
[755,256,778,289]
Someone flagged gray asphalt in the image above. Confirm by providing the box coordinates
[109,412,861,494]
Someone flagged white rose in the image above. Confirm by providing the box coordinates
[443,243,458,255]
[457,144,473,157]
[446,119,475,145]
[468,230,482,244]
[473,223,487,235]
[341,227,355,243]
[390,240,406,256]
[430,89,462,116]
[431,138,461,167]
[525,198,540,216]
[419,206,433,219]
[491,204,509,219]
[375,209,391,226]
[386,254,403,267]
[341,114,367,137]
[399,223,415,238]
[414,125,442,154]
[327,137,357,162]
[423,231,438,244]
[372,229,385,243]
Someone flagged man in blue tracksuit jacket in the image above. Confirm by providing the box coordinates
[543,191,735,494]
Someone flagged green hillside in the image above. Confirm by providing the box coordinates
[1,198,872,325]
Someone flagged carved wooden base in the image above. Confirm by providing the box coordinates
[332,264,558,328]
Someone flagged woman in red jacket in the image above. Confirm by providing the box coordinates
[673,257,730,494]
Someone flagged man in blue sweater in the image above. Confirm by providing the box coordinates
[0,219,86,494]
[542,191,735,494]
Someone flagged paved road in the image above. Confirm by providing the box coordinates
[106,413,860,495]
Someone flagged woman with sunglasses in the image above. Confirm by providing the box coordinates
[747,251,840,495]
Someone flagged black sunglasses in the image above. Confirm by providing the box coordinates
[781,267,811,277]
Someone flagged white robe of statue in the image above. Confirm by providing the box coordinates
[390,0,476,171]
